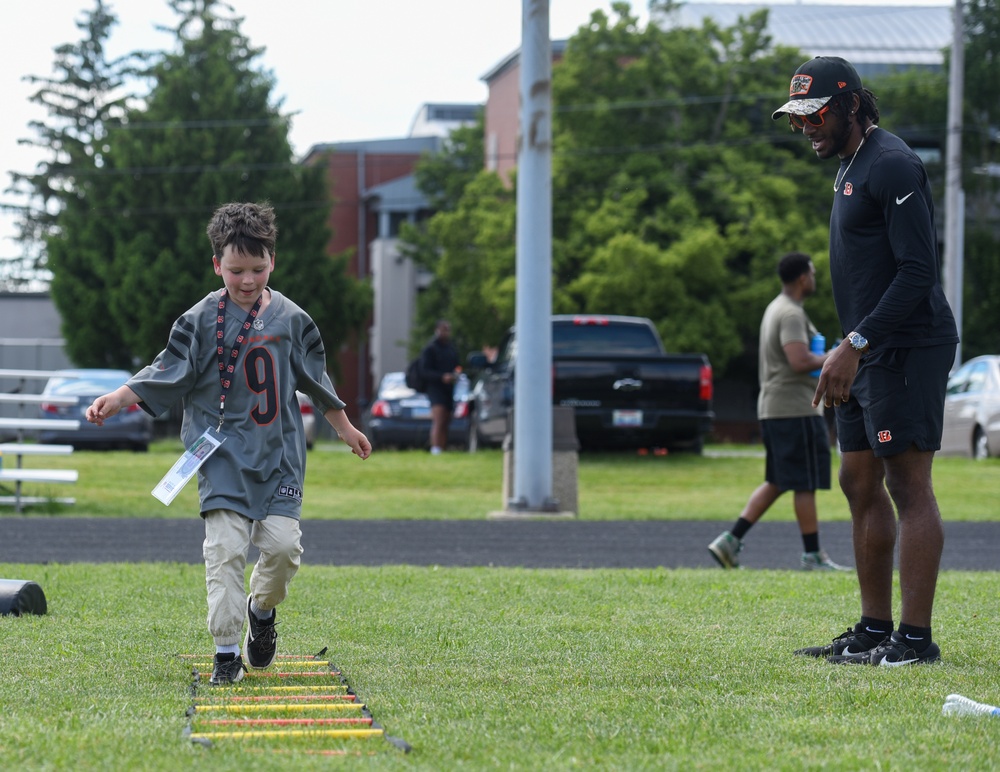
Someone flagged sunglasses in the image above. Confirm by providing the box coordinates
[788,105,830,130]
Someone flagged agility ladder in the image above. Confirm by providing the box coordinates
[179,647,410,754]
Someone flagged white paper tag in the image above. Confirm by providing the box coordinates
[151,429,225,505]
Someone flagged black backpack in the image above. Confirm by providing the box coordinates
[405,356,426,392]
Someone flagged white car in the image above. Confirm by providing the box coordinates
[940,355,1000,459]
[296,392,317,450]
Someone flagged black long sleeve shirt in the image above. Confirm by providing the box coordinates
[829,128,958,351]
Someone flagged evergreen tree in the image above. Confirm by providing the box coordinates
[13,0,370,370]
[101,0,369,367]
[7,0,135,364]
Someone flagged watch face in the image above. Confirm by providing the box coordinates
[850,333,868,350]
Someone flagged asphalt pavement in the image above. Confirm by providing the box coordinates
[1,517,997,571]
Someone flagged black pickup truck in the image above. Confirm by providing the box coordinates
[466,315,714,452]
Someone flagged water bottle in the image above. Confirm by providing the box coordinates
[810,333,825,377]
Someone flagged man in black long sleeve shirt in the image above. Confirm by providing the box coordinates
[773,56,959,667]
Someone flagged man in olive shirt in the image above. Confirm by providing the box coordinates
[709,252,847,572]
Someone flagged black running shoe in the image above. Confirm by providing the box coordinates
[209,652,247,685]
[243,594,278,669]
[794,626,889,660]
[867,631,941,667]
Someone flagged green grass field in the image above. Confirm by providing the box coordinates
[3,441,999,521]
[3,564,1000,769]
[2,444,999,768]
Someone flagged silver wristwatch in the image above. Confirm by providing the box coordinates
[848,331,869,353]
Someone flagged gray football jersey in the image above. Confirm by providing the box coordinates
[128,289,346,520]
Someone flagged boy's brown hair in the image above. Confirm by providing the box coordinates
[206,201,278,259]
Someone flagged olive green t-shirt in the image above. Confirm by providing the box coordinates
[757,293,823,420]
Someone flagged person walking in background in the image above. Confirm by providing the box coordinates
[420,319,461,455]
[85,202,371,685]
[773,56,958,666]
[708,252,848,572]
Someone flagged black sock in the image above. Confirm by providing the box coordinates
[858,616,893,639]
[731,517,753,540]
[897,623,933,652]
[802,532,820,554]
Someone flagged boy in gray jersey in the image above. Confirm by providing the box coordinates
[86,201,371,684]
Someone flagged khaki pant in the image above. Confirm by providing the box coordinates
[203,509,303,646]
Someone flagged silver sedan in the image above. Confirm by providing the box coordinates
[940,355,1000,459]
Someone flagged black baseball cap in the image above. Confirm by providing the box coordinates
[771,56,863,120]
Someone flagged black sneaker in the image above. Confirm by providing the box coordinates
[243,595,278,669]
[209,652,247,685]
[794,626,889,660]
[868,631,941,667]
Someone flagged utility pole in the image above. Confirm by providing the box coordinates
[943,0,965,368]
[511,0,554,511]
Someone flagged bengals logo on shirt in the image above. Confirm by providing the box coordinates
[844,182,853,196]
[877,430,892,443]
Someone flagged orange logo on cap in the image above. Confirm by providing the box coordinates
[837,80,847,89]
[790,73,813,96]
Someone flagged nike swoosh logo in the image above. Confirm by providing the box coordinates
[904,634,924,641]
[864,627,886,635]
[877,657,918,667]
[841,646,868,656]
[895,192,914,205]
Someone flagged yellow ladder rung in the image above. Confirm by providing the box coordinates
[194,703,366,713]
[190,728,384,740]
[224,686,348,692]
[191,661,331,668]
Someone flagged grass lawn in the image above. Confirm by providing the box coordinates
[3,441,999,521]
[2,444,998,768]
[2,563,1000,770]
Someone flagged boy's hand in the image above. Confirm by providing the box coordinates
[340,426,372,460]
[86,385,139,426]
[86,394,121,426]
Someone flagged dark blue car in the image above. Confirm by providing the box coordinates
[38,369,153,451]
[364,371,470,450]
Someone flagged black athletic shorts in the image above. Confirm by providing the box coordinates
[836,343,957,458]
[761,415,831,492]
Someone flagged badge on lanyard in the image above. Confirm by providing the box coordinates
[152,428,225,505]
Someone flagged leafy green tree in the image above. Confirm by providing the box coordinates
[404,4,835,376]
[100,0,369,367]
[872,1,1000,362]
[958,0,1000,359]
[16,0,370,371]
[552,4,837,377]
[405,1,1000,378]
[401,114,492,353]
[7,0,135,364]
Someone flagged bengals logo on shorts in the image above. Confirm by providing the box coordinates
[877,430,892,443]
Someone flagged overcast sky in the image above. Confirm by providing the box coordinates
[0,0,950,260]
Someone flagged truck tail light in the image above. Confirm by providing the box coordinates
[699,364,713,402]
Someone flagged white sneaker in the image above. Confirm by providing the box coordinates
[801,550,852,571]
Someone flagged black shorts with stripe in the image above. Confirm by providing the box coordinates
[836,343,956,458]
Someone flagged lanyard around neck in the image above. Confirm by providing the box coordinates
[215,290,263,430]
